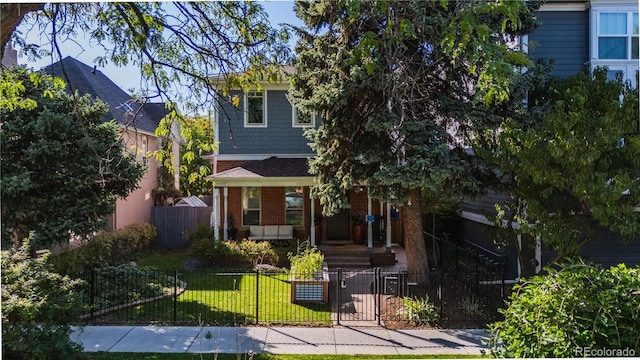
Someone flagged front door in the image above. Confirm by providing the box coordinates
[326,208,350,240]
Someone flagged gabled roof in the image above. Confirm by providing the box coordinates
[210,157,313,187]
[43,57,167,134]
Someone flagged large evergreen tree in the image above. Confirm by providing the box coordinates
[289,0,540,276]
[1,67,145,249]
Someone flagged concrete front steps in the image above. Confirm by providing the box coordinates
[318,241,395,268]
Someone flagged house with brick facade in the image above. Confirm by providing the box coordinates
[207,71,403,250]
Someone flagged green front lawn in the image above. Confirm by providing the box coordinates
[97,250,330,325]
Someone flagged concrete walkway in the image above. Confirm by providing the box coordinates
[72,326,489,355]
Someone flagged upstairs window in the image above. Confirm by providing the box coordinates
[293,109,316,127]
[245,91,266,127]
[598,12,639,60]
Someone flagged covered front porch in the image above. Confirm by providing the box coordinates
[208,157,402,253]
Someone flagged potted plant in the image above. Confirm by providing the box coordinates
[351,211,366,244]
[288,240,329,303]
[226,214,237,241]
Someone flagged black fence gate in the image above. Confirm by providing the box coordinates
[332,267,507,327]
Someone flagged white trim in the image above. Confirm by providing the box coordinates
[244,90,267,128]
[539,2,588,12]
[292,109,316,128]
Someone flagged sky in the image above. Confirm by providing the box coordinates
[17,1,302,95]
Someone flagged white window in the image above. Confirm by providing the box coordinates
[244,91,267,127]
[597,12,638,60]
[285,187,304,225]
[141,136,148,166]
[293,109,316,128]
[591,5,639,88]
[242,187,261,226]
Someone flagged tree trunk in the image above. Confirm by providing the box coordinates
[1,3,45,58]
[403,187,429,285]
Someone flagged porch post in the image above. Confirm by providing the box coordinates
[367,193,373,249]
[212,188,220,241]
[223,187,229,240]
[310,190,316,246]
[386,203,392,252]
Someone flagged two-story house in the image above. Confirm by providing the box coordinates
[208,70,402,250]
[459,0,640,280]
[45,57,180,231]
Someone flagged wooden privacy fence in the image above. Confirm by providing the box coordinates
[151,206,212,249]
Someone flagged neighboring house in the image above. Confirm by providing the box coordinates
[44,57,180,231]
[459,0,640,279]
[207,70,402,249]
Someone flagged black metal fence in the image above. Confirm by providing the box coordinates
[82,265,507,328]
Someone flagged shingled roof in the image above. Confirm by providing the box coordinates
[44,57,167,134]
[211,157,313,187]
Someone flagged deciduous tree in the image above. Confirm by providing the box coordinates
[477,66,640,264]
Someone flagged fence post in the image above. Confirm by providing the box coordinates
[438,268,444,320]
[336,268,342,326]
[173,270,178,324]
[255,269,260,325]
[89,269,95,322]
[376,267,381,326]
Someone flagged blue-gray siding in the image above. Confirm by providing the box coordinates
[529,10,589,78]
[218,90,315,155]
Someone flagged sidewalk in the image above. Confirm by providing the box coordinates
[72,326,489,355]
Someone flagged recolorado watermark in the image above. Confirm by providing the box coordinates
[575,346,636,357]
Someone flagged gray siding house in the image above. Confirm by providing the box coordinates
[459,0,640,279]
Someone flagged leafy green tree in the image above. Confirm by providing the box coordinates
[3,2,290,114]
[178,115,216,196]
[489,260,640,357]
[1,67,145,249]
[2,241,87,360]
[289,0,539,276]
[477,67,640,264]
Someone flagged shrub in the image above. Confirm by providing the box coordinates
[489,260,640,358]
[288,241,324,280]
[183,224,214,244]
[88,264,175,310]
[51,223,156,276]
[2,242,86,360]
[396,296,439,325]
[238,240,279,268]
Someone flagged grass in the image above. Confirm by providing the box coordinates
[84,353,486,359]
[99,249,331,325]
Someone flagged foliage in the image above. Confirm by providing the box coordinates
[397,296,439,325]
[489,260,640,358]
[476,66,640,263]
[289,0,540,275]
[155,115,216,196]
[1,241,86,360]
[188,238,279,268]
[288,240,324,280]
[460,295,487,321]
[8,2,291,116]
[87,264,175,311]
[51,223,156,277]
[238,240,279,268]
[188,238,239,266]
[184,224,215,244]
[0,67,145,249]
